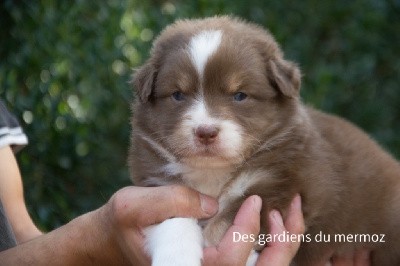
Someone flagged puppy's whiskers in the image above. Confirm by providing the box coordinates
[255,126,295,155]
[137,131,177,163]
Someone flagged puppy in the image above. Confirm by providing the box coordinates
[129,16,400,265]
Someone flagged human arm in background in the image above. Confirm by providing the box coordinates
[0,147,42,243]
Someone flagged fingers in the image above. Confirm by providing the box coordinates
[284,195,305,235]
[331,249,371,266]
[110,185,218,227]
[220,196,262,262]
[203,195,262,266]
[257,194,304,266]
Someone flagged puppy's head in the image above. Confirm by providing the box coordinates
[132,16,301,168]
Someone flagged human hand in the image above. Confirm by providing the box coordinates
[0,185,217,266]
[203,194,304,266]
[96,185,218,265]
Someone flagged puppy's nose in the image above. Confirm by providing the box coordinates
[195,125,220,145]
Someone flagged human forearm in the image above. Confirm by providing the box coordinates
[0,146,42,243]
[0,208,125,266]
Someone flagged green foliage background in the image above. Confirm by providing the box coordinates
[1,0,399,230]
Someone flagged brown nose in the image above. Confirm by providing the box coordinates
[195,125,219,145]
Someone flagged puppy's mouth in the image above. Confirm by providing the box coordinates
[180,141,243,168]
[187,145,223,160]
[194,140,220,155]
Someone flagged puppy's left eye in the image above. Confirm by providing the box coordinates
[233,92,248,101]
[172,91,185,101]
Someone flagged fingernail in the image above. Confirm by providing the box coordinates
[271,210,284,227]
[200,194,218,215]
[252,195,262,213]
[292,194,302,210]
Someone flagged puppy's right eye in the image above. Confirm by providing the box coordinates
[172,91,185,101]
[233,92,248,101]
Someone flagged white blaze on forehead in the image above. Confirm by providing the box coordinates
[188,100,213,125]
[188,30,222,77]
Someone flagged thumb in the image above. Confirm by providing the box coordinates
[110,185,219,226]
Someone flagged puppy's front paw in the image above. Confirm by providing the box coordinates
[246,249,259,266]
[144,217,203,266]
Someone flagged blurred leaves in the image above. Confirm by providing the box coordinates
[0,0,399,230]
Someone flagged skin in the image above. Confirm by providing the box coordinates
[0,145,370,265]
[0,146,42,243]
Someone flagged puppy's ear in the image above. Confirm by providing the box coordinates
[267,58,301,98]
[132,61,157,103]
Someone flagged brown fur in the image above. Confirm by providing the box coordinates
[129,16,400,265]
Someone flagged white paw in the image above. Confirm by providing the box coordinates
[246,249,259,266]
[144,217,203,266]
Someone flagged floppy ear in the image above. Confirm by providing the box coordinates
[267,58,301,98]
[132,61,157,103]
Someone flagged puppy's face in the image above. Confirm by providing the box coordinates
[133,18,301,168]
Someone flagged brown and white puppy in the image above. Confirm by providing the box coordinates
[129,16,400,265]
